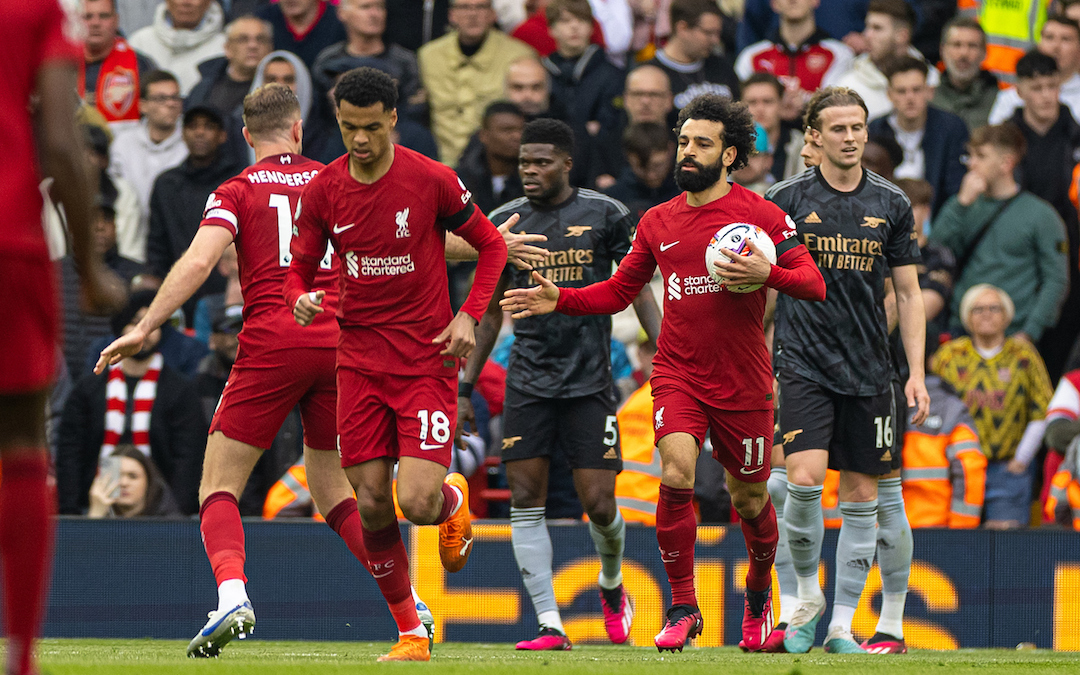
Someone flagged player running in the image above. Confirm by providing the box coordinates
[284,67,508,662]
[765,86,929,654]
[2,4,127,675]
[459,119,662,650]
[501,94,826,652]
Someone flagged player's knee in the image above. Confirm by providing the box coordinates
[509,483,546,509]
[583,496,617,527]
[731,489,768,519]
[398,489,440,525]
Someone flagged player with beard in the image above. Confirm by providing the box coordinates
[765,87,929,654]
[458,118,662,651]
[502,94,826,652]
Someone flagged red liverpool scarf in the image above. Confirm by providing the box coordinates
[100,353,162,458]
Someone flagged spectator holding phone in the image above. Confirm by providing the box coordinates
[87,445,182,518]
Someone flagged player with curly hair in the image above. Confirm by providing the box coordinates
[501,93,826,652]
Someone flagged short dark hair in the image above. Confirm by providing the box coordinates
[334,67,398,111]
[969,123,1027,157]
[867,133,904,169]
[546,0,592,24]
[622,122,672,166]
[1015,49,1059,80]
[1046,13,1080,39]
[867,0,915,31]
[243,84,302,138]
[670,0,722,30]
[675,94,756,172]
[140,70,178,98]
[520,118,575,155]
[941,15,986,47]
[803,86,869,131]
[882,54,929,82]
[894,178,934,207]
[482,100,525,127]
[741,72,783,99]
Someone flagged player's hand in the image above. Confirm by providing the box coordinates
[714,239,773,288]
[905,375,930,426]
[433,310,477,358]
[500,271,560,319]
[455,395,477,450]
[80,261,128,317]
[498,214,548,270]
[94,327,148,374]
[293,291,325,326]
[957,170,988,206]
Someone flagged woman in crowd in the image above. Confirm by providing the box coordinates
[87,445,182,518]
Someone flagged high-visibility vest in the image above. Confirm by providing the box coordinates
[1046,437,1080,529]
[614,381,663,525]
[263,460,324,522]
[960,0,1049,80]
[822,470,841,529]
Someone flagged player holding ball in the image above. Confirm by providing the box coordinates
[501,94,826,652]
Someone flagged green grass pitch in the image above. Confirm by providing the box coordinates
[34,639,1080,674]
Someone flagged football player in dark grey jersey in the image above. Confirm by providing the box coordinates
[765,87,929,654]
[457,119,661,650]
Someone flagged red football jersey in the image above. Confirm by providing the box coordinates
[288,147,476,377]
[200,153,339,356]
[1,0,82,256]
[559,184,802,410]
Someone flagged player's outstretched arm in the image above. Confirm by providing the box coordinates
[446,214,548,270]
[94,226,233,373]
[892,264,930,425]
[500,271,560,319]
[37,63,127,316]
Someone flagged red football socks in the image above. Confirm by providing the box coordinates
[432,481,461,525]
[325,498,369,568]
[0,451,53,675]
[200,491,247,585]
[740,498,778,593]
[362,521,420,632]
[656,484,698,608]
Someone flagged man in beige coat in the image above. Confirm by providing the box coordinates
[419,0,535,166]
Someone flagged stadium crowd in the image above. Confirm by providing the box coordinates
[49,0,1080,538]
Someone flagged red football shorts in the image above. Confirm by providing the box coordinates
[337,367,456,469]
[210,346,337,451]
[651,375,773,483]
[0,252,58,394]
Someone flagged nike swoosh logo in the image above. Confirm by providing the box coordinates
[332,223,356,234]
[740,466,761,475]
[659,241,680,251]
[459,538,473,556]
[420,442,444,450]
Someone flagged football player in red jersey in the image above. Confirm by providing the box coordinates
[501,94,826,653]
[284,67,507,662]
[97,83,536,659]
[0,3,127,674]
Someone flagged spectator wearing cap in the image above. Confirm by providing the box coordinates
[730,122,775,195]
[312,0,425,123]
[868,55,969,215]
[57,290,207,516]
[109,71,190,242]
[603,121,678,222]
[59,193,148,382]
[81,0,158,128]
[257,0,347,70]
[147,106,243,325]
[129,0,228,96]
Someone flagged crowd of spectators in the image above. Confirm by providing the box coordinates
[51,0,1080,531]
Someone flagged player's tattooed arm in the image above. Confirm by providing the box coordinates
[455,271,511,449]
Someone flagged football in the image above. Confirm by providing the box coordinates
[704,223,777,293]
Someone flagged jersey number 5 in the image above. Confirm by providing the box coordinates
[269,193,333,270]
